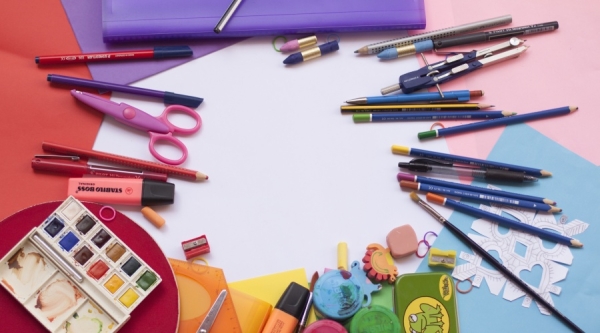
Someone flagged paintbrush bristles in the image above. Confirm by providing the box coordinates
[409,191,421,202]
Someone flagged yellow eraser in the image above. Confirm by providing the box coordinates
[141,206,165,228]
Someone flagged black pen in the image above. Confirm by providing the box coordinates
[398,160,538,183]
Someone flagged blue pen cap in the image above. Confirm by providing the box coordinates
[163,91,203,108]
[318,41,340,55]
[153,46,193,59]
[414,40,433,53]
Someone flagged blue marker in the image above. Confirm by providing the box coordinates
[283,41,339,65]
[377,40,433,60]
[345,89,482,105]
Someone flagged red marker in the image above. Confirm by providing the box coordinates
[35,46,193,65]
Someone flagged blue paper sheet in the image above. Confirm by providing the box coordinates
[416,123,599,332]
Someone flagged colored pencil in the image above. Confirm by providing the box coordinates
[397,173,556,205]
[353,111,514,123]
[426,193,581,247]
[345,90,484,105]
[400,180,561,213]
[41,141,208,181]
[418,106,577,139]
[392,145,551,177]
[409,192,583,333]
[341,103,493,113]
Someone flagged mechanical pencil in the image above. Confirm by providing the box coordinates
[398,161,538,182]
[378,21,558,59]
[31,157,168,182]
[36,46,193,65]
[355,15,512,55]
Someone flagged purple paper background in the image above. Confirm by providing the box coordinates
[61,0,244,84]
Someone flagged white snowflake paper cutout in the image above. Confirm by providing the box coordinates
[452,203,588,315]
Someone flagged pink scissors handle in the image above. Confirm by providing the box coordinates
[149,105,202,165]
[156,105,202,134]
[148,132,189,165]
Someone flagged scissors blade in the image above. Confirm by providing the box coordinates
[197,290,227,333]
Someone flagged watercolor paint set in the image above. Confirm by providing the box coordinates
[0,196,161,332]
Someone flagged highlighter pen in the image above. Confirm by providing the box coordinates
[345,90,483,105]
[283,41,339,65]
[31,158,168,182]
[67,178,175,206]
[261,282,310,333]
[36,46,193,65]
[280,36,318,53]
[47,74,203,108]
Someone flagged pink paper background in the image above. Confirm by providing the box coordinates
[415,0,600,165]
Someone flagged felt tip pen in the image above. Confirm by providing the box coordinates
[47,74,203,108]
[283,41,339,65]
[35,46,193,65]
[345,90,484,105]
[67,178,175,206]
[31,158,168,182]
[353,111,514,122]
[261,282,310,333]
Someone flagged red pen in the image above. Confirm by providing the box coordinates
[35,46,193,65]
[31,157,168,182]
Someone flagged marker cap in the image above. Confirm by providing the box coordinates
[352,114,371,123]
[418,129,438,140]
[163,91,203,108]
[152,46,193,59]
[274,282,311,321]
[141,180,175,206]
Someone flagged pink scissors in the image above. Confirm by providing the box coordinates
[71,90,201,165]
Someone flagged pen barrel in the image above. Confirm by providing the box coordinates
[483,168,527,182]
[31,158,88,175]
[434,34,488,49]
[37,51,154,64]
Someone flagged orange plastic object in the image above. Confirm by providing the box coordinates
[386,225,418,258]
[362,243,398,283]
[141,206,165,228]
[168,258,241,332]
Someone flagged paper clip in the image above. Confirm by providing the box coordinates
[182,235,211,260]
[427,248,457,269]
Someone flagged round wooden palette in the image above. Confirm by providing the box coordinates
[0,201,179,332]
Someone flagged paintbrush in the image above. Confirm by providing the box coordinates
[408,191,583,333]
[296,271,319,333]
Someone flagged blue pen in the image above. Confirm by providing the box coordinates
[345,89,482,105]
[283,41,339,65]
[353,111,514,123]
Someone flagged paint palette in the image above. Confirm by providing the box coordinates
[0,196,161,332]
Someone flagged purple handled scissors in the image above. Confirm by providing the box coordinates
[71,89,201,165]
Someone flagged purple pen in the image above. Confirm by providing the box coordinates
[47,74,203,108]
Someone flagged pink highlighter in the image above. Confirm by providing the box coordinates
[67,178,175,206]
[280,36,318,53]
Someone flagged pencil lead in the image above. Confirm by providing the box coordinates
[571,239,583,248]
[569,106,578,112]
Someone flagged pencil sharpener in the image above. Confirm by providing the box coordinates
[428,248,456,269]
[182,235,210,260]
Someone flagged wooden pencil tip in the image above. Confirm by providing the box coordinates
[549,206,562,213]
[571,239,583,248]
[543,199,557,205]
[540,170,552,177]
[569,106,578,112]
[196,172,209,181]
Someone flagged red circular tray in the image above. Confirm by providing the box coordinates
[0,201,179,332]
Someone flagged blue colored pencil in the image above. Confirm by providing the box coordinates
[426,193,582,247]
[353,111,514,123]
[418,106,577,139]
[397,173,556,205]
[392,145,551,177]
[400,180,561,213]
[345,90,481,105]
